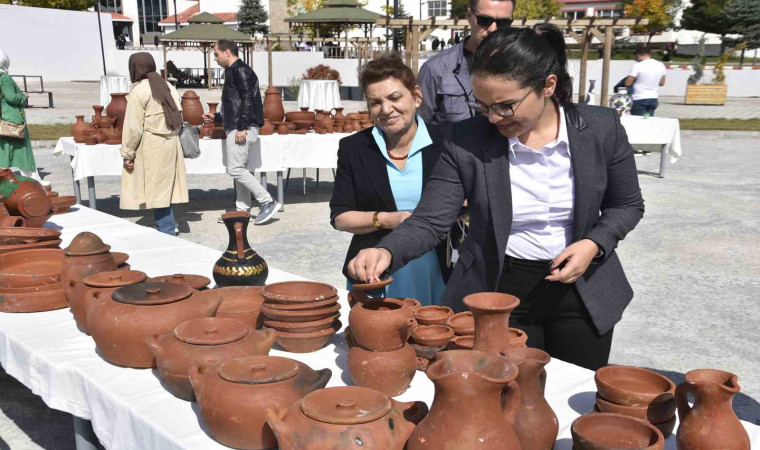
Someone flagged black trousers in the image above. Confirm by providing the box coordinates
[498,255,613,371]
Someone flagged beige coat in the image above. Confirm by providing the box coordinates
[119,79,188,210]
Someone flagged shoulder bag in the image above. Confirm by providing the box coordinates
[178,122,201,159]
[0,75,27,140]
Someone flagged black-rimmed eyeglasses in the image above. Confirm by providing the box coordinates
[467,84,538,118]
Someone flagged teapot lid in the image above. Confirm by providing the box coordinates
[217,356,301,385]
[148,273,211,290]
[83,270,147,288]
[300,386,391,425]
[112,281,192,305]
[174,317,249,345]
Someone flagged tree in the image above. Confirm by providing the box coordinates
[10,0,94,9]
[449,0,468,18]
[624,0,673,46]
[726,0,760,64]
[513,0,560,19]
[680,0,733,52]
[238,0,269,36]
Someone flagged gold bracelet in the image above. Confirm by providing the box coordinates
[372,211,382,229]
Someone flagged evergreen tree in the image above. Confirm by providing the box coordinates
[727,0,760,49]
[238,0,269,36]
[681,0,732,52]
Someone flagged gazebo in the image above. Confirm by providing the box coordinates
[285,0,384,40]
[159,12,254,89]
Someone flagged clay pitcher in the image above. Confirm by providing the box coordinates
[676,369,750,450]
[0,169,53,222]
[71,115,89,143]
[263,87,285,122]
[508,347,558,450]
[259,119,275,136]
[464,292,520,356]
[180,90,204,125]
[318,115,335,133]
[212,211,268,287]
[106,93,128,129]
[408,350,522,449]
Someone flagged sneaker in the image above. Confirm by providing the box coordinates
[254,200,280,225]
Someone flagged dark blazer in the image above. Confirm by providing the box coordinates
[378,105,645,335]
[330,123,450,280]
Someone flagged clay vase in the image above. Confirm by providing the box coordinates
[508,347,558,450]
[0,169,54,224]
[263,87,285,123]
[315,125,328,135]
[360,121,374,130]
[190,355,331,450]
[266,386,428,450]
[333,107,346,121]
[72,115,89,142]
[87,282,223,368]
[147,318,277,401]
[676,369,750,450]
[348,298,416,351]
[464,292,520,356]
[61,231,118,305]
[259,119,275,136]
[347,342,417,397]
[212,211,269,287]
[106,93,128,129]
[74,269,147,334]
[180,90,204,125]
[407,350,522,449]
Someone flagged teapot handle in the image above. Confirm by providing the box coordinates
[502,380,522,426]
[234,221,246,263]
[675,383,693,422]
[264,408,294,448]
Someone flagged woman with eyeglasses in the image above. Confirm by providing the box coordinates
[347,25,644,370]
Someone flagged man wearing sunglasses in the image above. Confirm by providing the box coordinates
[417,0,514,125]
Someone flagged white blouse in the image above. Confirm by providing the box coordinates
[506,106,574,261]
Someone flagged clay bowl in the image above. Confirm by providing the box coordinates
[290,120,314,131]
[414,305,453,325]
[260,281,338,304]
[263,296,338,311]
[147,273,211,290]
[652,415,676,438]
[214,286,266,329]
[261,302,341,323]
[264,313,340,333]
[446,311,474,336]
[447,334,473,350]
[595,366,676,407]
[0,227,61,246]
[274,321,341,353]
[411,325,455,347]
[0,239,61,255]
[572,413,665,450]
[351,278,393,292]
[0,282,67,313]
[0,248,63,288]
[399,298,422,310]
[410,342,447,360]
[50,196,77,214]
[112,252,129,267]
[595,393,676,424]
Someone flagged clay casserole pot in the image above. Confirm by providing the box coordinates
[147,273,211,290]
[595,366,676,406]
[571,412,664,450]
[74,269,147,334]
[260,281,337,303]
[0,248,63,288]
[273,320,341,353]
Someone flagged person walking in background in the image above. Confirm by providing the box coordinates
[203,39,280,225]
[625,47,666,116]
[120,53,188,235]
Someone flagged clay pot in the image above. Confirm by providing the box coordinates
[0,248,62,289]
[414,305,453,325]
[74,269,147,334]
[84,130,98,145]
[94,105,116,129]
[508,347,559,450]
[147,318,277,401]
[72,115,90,142]
[213,211,269,287]
[106,93,128,129]
[411,325,454,347]
[446,311,474,335]
[0,282,67,313]
[264,296,337,311]
[447,334,473,350]
[277,122,295,135]
[676,369,750,450]
[285,110,315,122]
[572,413,664,450]
[416,357,430,372]
[99,127,121,145]
[260,281,337,303]
[266,386,427,450]
[408,350,522,449]
[595,365,676,407]
[411,342,446,360]
[351,119,363,132]
[464,292,520,355]
[259,119,275,136]
[0,199,25,228]
[263,87,285,123]
[314,110,328,121]
[190,355,331,449]
[112,252,129,268]
[61,232,118,306]
[265,313,339,333]
[50,195,77,214]
[347,342,417,396]
[214,286,266,329]
[596,393,676,424]
[87,282,222,368]
[261,303,341,323]
[348,298,416,351]
[291,120,314,131]
[180,90,204,125]
[333,107,346,121]
[272,320,341,353]
[0,227,60,246]
[0,169,54,223]
[315,125,327,135]
[147,273,210,290]
[317,116,335,133]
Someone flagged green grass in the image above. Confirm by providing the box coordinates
[28,124,74,141]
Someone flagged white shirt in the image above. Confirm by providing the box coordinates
[506,106,574,261]
[629,58,666,101]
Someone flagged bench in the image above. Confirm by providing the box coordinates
[11,75,54,108]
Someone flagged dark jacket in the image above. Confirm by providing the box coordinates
[378,105,645,335]
[330,123,451,282]
[216,59,264,131]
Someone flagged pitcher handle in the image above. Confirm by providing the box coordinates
[675,383,693,422]
[234,221,246,263]
[503,380,522,426]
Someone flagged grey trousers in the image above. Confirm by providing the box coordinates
[223,127,272,211]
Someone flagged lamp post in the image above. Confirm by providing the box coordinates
[393,0,399,50]
[419,0,426,19]
[95,0,107,76]
[173,0,178,31]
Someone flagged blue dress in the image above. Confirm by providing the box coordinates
[346,117,446,306]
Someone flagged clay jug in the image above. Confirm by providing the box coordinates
[348,298,416,351]
[464,292,521,356]
[71,115,89,143]
[106,93,128,129]
[93,105,114,129]
[0,169,53,222]
[333,107,346,121]
[180,90,204,125]
[61,231,118,305]
[259,119,275,136]
[508,347,558,450]
[100,127,121,145]
[266,386,427,450]
[189,355,331,449]
[74,269,147,334]
[318,116,335,133]
[263,87,285,122]
[347,342,417,396]
[212,211,269,287]
[408,350,522,449]
[676,369,750,450]
[314,109,327,121]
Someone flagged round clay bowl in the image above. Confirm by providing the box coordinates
[399,298,422,310]
[410,342,447,360]
[0,227,61,245]
[0,283,66,313]
[595,366,676,407]
[0,239,62,255]
[263,295,338,311]
[214,285,266,329]
[573,413,665,449]
[274,321,341,353]
[260,281,338,303]
[50,196,76,214]
[595,393,676,424]
[446,311,474,336]
[147,273,211,290]
[112,252,129,267]
[261,302,341,323]
[411,325,455,347]
[0,248,63,288]
[351,278,393,291]
[447,334,473,350]
[414,305,453,325]
[265,313,340,333]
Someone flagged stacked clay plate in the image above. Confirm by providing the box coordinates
[0,248,67,312]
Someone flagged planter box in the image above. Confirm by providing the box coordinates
[685,84,727,105]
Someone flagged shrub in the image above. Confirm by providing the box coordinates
[302,64,342,85]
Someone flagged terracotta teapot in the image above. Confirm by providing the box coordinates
[0,169,54,225]
[87,282,222,368]
[348,298,415,351]
[266,386,428,450]
[61,231,118,305]
[73,269,147,334]
[464,292,521,356]
[347,341,417,396]
[407,350,522,449]
[508,347,559,450]
[190,356,331,449]
[259,119,275,136]
[676,369,750,450]
[147,317,277,401]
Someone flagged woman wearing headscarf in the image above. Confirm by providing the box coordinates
[0,50,37,180]
[120,52,188,235]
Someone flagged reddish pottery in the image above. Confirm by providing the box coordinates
[0,169,53,223]
[572,413,664,450]
[285,110,315,122]
[350,277,393,292]
[273,320,341,353]
[147,273,210,290]
[71,115,89,142]
[596,393,676,424]
[61,232,117,305]
[347,342,417,396]
[263,87,285,123]
[180,90,204,125]
[75,269,147,334]
[106,93,128,129]
[261,302,340,323]
[509,346,559,450]
[214,285,266,329]
[259,119,275,135]
[446,311,474,335]
[213,211,268,287]
[263,296,337,311]
[0,227,60,246]
[264,313,339,333]
[260,281,337,304]
[348,298,415,351]
[411,325,454,347]
[0,248,62,288]
[447,334,473,350]
[0,282,67,313]
[50,196,77,214]
[0,239,61,255]
[464,292,520,355]
[411,342,446,360]
[595,365,676,407]
[414,305,453,325]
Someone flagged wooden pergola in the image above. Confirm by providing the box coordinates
[376,17,649,105]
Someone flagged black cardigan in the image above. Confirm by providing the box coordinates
[329,123,451,281]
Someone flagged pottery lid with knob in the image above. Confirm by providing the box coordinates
[147,273,211,290]
[64,231,111,256]
[83,270,147,288]
[300,386,392,425]
[216,356,302,385]
[111,281,193,305]
[174,317,249,346]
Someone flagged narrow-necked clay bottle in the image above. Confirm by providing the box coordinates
[508,347,558,450]
[464,292,521,357]
[212,211,268,287]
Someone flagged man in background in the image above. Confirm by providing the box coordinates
[625,47,667,116]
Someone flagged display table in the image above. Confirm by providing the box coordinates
[1,207,758,449]
[99,76,131,107]
[297,79,342,111]
[620,115,682,178]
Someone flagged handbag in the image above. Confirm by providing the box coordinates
[0,76,27,140]
[178,122,200,159]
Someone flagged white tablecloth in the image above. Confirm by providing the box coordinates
[1,207,758,449]
[297,79,342,111]
[99,76,131,108]
[621,115,682,164]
